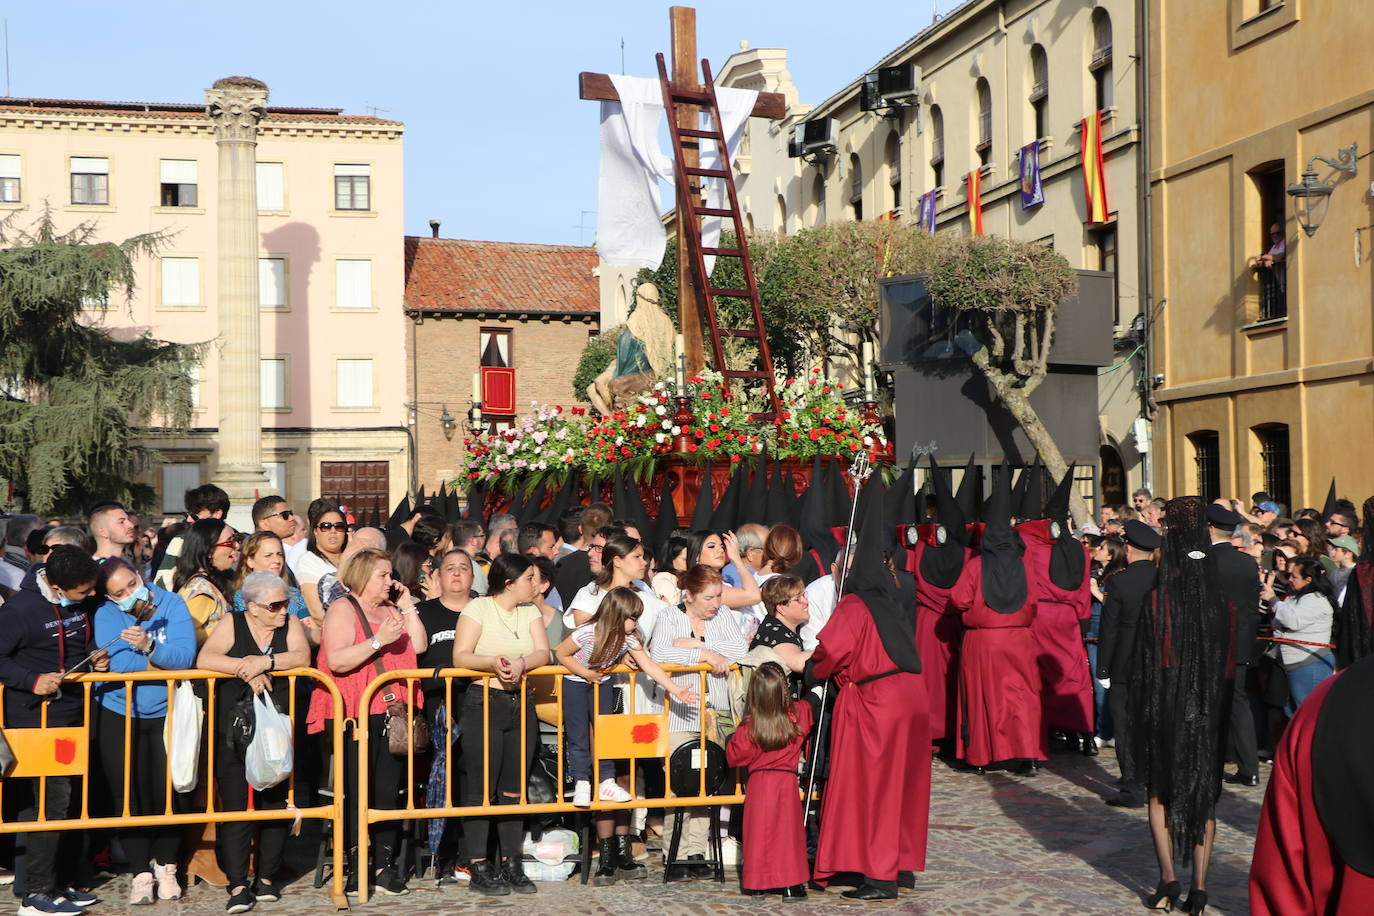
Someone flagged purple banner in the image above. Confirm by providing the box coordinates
[1019,142,1044,209]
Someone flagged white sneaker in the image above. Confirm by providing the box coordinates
[572,780,592,807]
[128,873,155,907]
[153,862,181,900]
[599,779,632,803]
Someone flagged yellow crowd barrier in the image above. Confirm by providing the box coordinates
[354,663,750,903]
[0,669,350,911]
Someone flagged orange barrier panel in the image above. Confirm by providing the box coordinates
[352,663,757,903]
[0,669,351,911]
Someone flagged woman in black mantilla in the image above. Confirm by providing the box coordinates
[1131,496,1235,915]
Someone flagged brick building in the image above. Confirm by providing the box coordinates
[404,236,600,493]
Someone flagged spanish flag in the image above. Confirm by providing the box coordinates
[1081,111,1110,225]
[966,169,983,236]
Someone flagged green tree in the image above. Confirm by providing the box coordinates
[572,325,621,403]
[0,211,201,515]
[925,235,1084,520]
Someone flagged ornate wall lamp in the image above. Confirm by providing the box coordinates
[1287,143,1358,237]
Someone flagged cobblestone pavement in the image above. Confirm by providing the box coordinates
[68,750,1264,915]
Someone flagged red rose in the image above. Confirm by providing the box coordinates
[849,442,860,451]
[710,424,720,432]
[808,429,820,441]
[791,432,800,440]
[621,447,632,457]
[822,386,831,394]
[687,442,699,452]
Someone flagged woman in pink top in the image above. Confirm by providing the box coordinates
[308,547,426,897]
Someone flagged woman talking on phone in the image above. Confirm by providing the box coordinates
[307,548,426,897]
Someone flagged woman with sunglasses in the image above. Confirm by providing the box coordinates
[172,518,241,645]
[296,499,350,624]
[198,570,311,914]
[93,558,197,906]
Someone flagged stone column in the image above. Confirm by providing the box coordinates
[206,76,271,532]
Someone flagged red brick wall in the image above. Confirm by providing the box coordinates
[408,312,599,493]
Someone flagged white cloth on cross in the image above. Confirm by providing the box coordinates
[595,75,758,275]
[698,86,756,275]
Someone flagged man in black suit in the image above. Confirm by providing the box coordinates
[1206,503,1263,786]
[1096,520,1160,807]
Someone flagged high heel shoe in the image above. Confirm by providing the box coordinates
[1181,889,1208,914]
[1145,880,1181,910]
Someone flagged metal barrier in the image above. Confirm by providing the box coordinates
[0,669,350,910]
[354,663,750,903]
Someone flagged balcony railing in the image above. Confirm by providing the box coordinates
[1258,266,1287,320]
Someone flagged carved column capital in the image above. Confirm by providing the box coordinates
[205,76,268,141]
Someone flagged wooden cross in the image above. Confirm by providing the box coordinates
[579,5,787,377]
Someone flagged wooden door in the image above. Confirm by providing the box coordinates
[319,461,389,526]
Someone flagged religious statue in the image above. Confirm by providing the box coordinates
[587,281,675,414]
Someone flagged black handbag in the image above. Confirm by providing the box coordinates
[227,691,256,755]
[526,741,562,805]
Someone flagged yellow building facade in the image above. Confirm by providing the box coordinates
[1150,1,1374,510]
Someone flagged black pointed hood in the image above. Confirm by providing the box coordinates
[1323,478,1339,521]
[846,471,921,674]
[536,470,579,526]
[884,454,918,552]
[1016,458,1045,521]
[523,481,547,525]
[767,461,797,527]
[690,462,716,531]
[384,493,412,534]
[918,456,967,589]
[463,483,488,523]
[614,468,654,543]
[823,459,850,529]
[743,456,770,526]
[507,483,530,525]
[955,454,980,522]
[799,454,837,569]
[652,473,678,553]
[1045,465,1086,591]
[980,461,1028,614]
[711,462,748,531]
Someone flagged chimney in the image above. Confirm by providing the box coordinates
[429,218,441,239]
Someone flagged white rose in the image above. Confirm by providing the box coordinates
[635,415,646,427]
[863,436,874,446]
[655,405,666,416]
[671,425,681,435]
[655,433,666,444]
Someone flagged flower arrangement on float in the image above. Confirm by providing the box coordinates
[459,368,887,489]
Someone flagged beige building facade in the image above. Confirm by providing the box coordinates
[1150,2,1374,511]
[0,92,408,521]
[717,0,1146,505]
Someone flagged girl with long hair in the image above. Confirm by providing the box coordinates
[172,517,240,644]
[296,499,349,623]
[683,529,762,612]
[231,532,309,623]
[726,662,812,898]
[1265,556,1337,713]
[555,587,694,883]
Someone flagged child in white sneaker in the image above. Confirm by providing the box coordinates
[556,587,696,884]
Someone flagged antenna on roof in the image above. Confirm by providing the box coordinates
[4,20,11,97]
[620,37,625,75]
[364,102,390,118]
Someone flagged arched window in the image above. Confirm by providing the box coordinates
[929,104,945,188]
[812,172,826,225]
[1029,44,1049,141]
[1187,431,1221,503]
[885,131,902,210]
[775,194,787,233]
[849,153,863,220]
[1253,423,1291,512]
[1090,8,1113,112]
[975,78,992,166]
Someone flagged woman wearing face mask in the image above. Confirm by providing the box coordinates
[650,564,749,881]
[92,558,197,906]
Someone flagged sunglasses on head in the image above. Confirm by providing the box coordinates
[315,522,349,532]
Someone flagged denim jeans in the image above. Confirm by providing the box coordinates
[561,678,615,783]
[1286,651,1335,715]
[1087,601,1112,740]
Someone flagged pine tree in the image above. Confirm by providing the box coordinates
[0,210,201,515]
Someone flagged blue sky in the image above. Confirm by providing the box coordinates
[14,0,962,246]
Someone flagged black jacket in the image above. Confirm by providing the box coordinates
[1208,541,1262,666]
[554,550,593,608]
[0,564,96,727]
[1096,560,1157,681]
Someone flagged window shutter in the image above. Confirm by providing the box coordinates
[71,157,109,174]
[159,159,197,184]
[336,359,374,407]
[259,258,287,307]
[335,259,373,309]
[161,257,200,306]
[260,358,287,409]
[161,463,202,513]
[256,162,284,210]
[333,163,370,177]
[0,155,20,179]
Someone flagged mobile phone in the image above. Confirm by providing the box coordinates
[1260,549,1274,573]
[387,583,402,603]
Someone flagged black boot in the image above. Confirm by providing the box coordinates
[615,834,646,880]
[501,856,537,894]
[1081,732,1099,756]
[593,838,618,886]
[468,859,510,896]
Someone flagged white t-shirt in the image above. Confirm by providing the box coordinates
[565,581,667,644]
[285,539,309,577]
[294,550,336,588]
[800,575,839,651]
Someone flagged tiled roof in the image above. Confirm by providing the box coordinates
[403,237,600,315]
[0,96,402,126]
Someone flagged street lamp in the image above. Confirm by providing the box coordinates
[1287,143,1358,237]
[440,405,457,441]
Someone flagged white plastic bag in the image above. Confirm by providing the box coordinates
[245,692,294,790]
[166,680,203,792]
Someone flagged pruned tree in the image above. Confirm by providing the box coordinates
[0,210,201,515]
[925,235,1086,521]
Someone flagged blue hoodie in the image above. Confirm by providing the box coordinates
[92,583,197,718]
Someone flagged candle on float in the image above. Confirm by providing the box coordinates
[674,333,687,392]
[471,372,481,404]
[861,342,875,395]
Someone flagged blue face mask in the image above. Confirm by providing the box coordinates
[56,594,76,608]
[114,584,150,613]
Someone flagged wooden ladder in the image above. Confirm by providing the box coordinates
[655,53,782,421]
